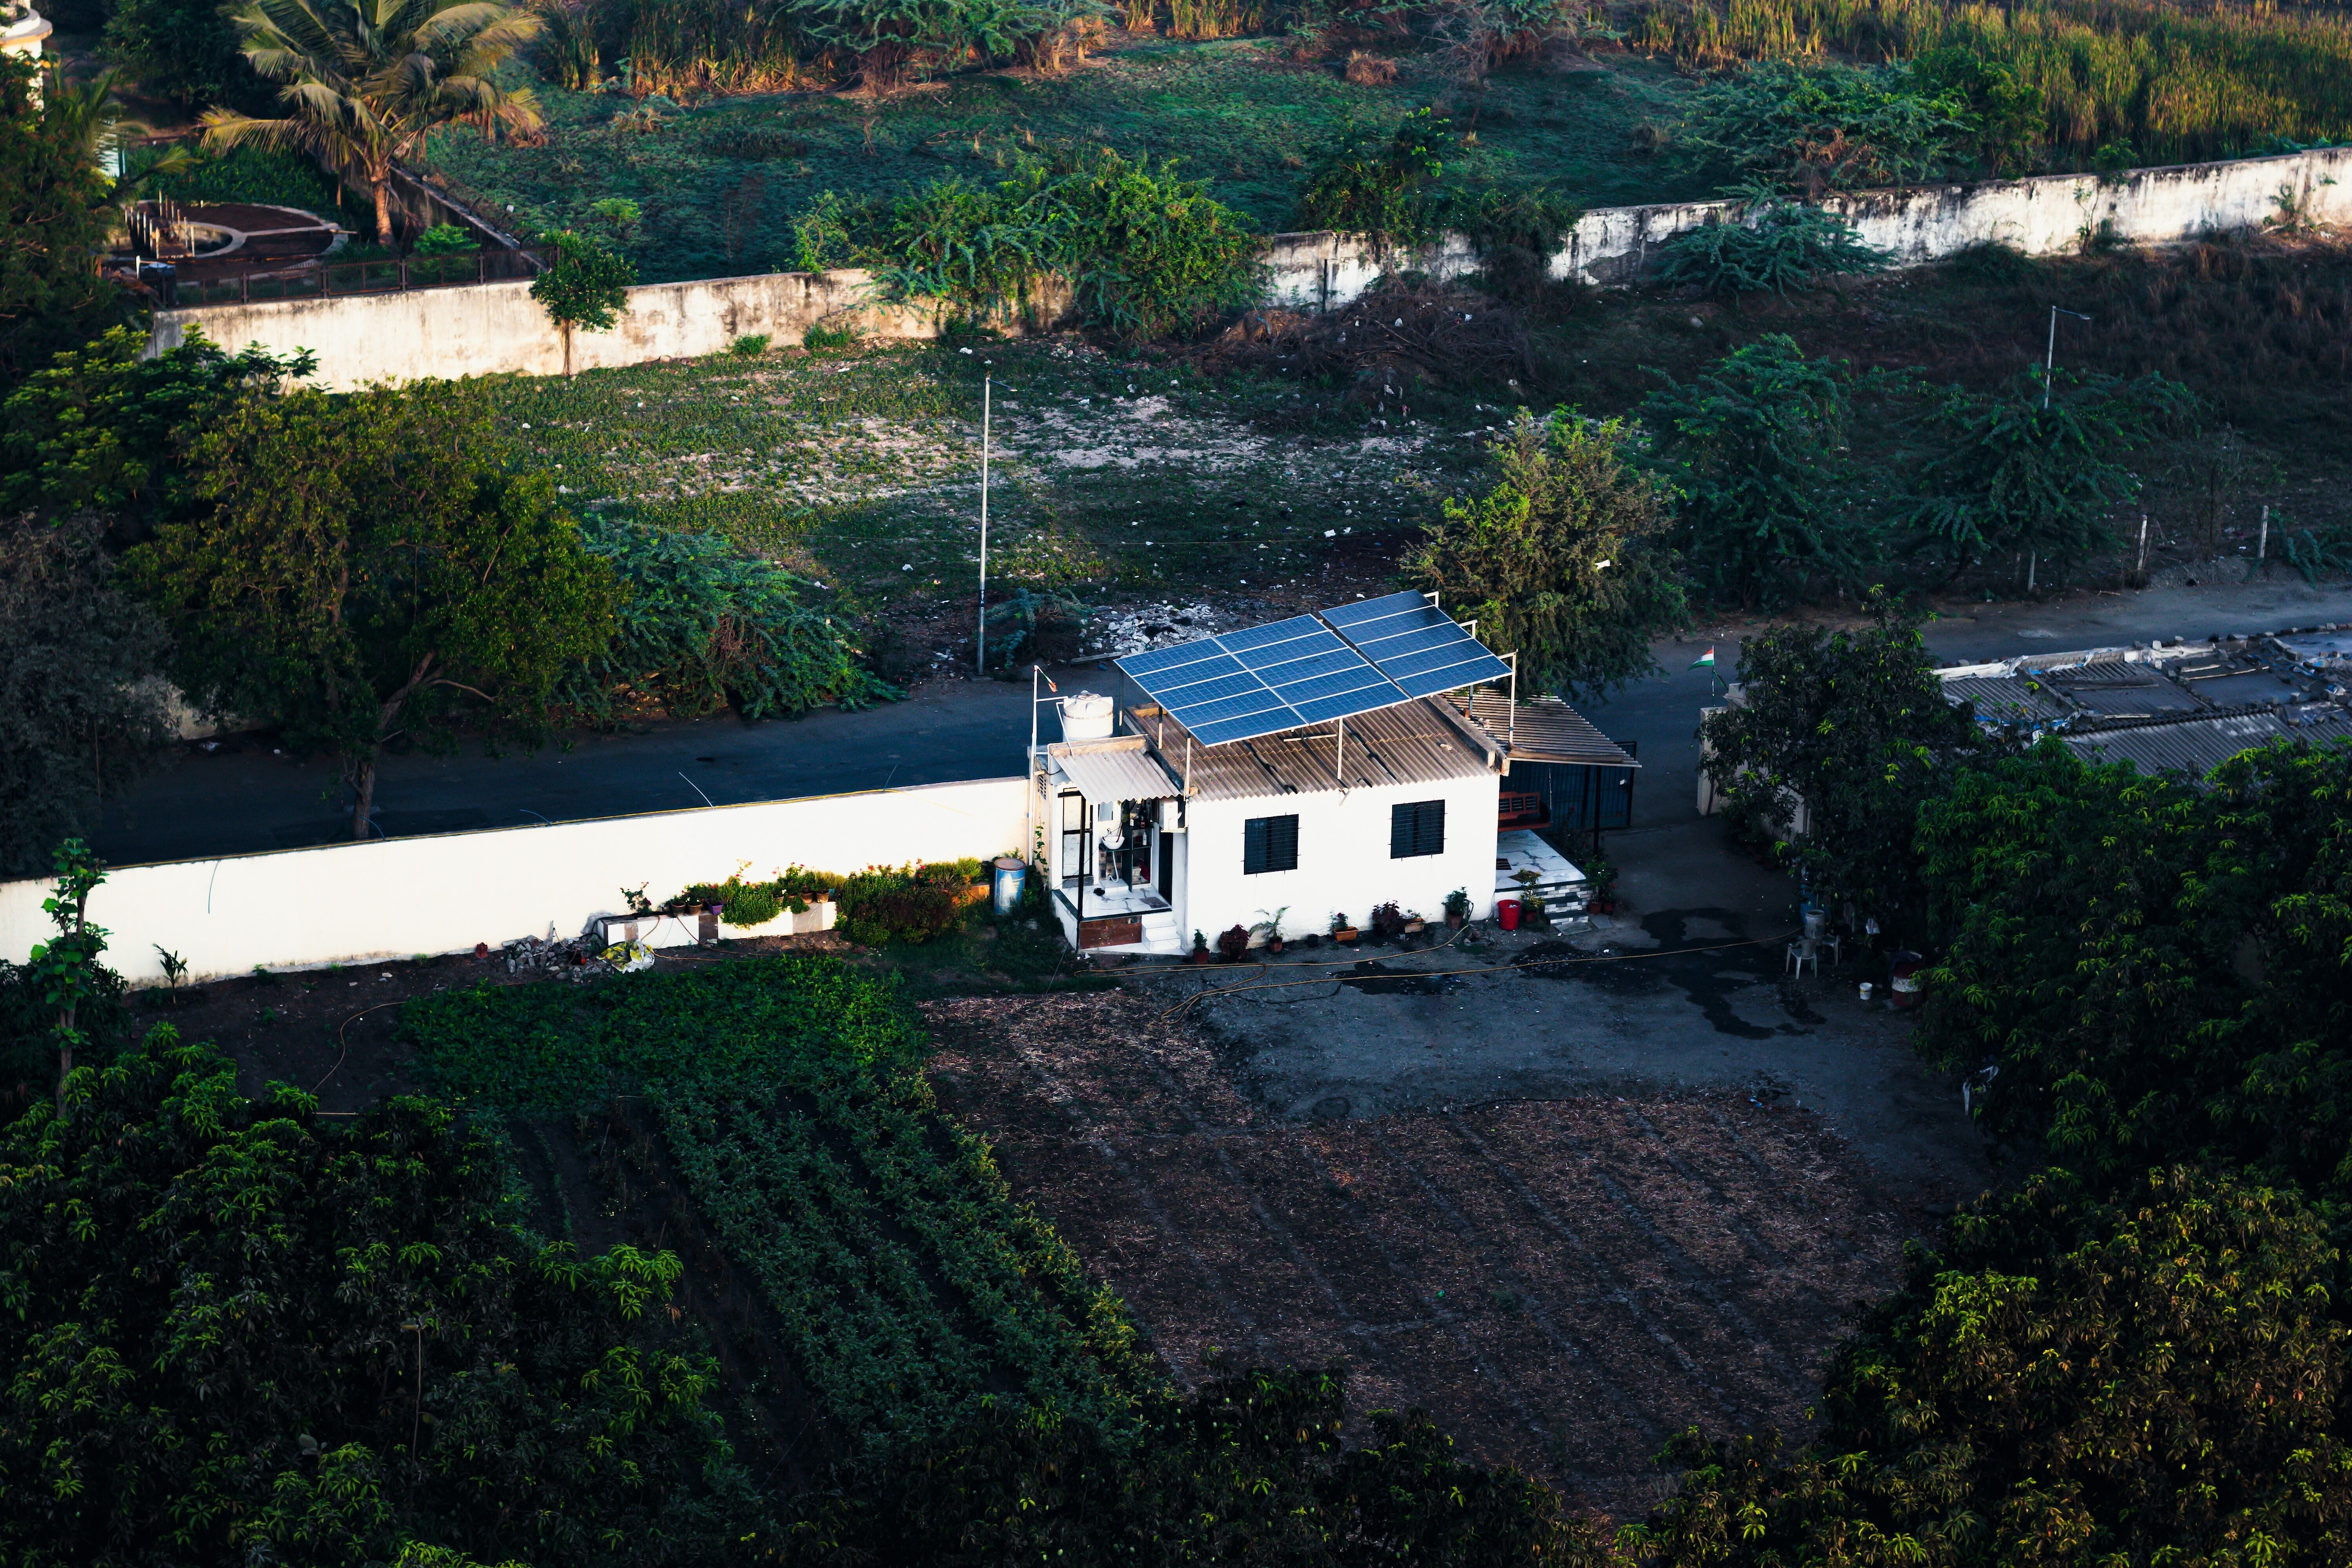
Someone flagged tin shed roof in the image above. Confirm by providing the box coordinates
[1450,689,1638,767]
[1045,736,1181,802]
[2062,707,2352,777]
[1130,699,1497,804]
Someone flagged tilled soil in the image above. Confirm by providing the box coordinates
[924,989,1916,1520]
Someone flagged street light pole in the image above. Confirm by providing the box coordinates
[976,375,991,676]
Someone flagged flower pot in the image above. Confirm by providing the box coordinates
[1403,919,1425,937]
[1331,927,1359,944]
[1267,940,1284,956]
[1188,948,1212,966]
[1445,912,1465,929]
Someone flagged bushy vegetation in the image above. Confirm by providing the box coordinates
[1636,0,2352,169]
[402,956,1155,1453]
[564,518,896,720]
[1652,193,1889,298]
[0,1027,747,1567]
[0,58,131,391]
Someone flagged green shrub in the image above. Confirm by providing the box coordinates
[802,320,858,352]
[678,865,838,926]
[559,516,898,720]
[1672,61,1977,196]
[727,332,771,356]
[1294,108,1453,251]
[1653,193,1889,296]
[832,862,978,945]
[411,223,480,255]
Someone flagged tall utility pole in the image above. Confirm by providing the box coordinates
[2030,305,2094,594]
[976,375,991,676]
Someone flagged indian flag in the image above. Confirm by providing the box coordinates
[1689,647,1717,670]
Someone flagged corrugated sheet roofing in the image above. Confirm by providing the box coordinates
[1129,699,1496,804]
[2064,708,2352,777]
[1452,688,1638,767]
[1046,736,1181,802]
[1945,675,2071,726]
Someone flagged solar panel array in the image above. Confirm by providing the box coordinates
[1118,594,1510,747]
[1322,590,1514,697]
[1117,615,1409,745]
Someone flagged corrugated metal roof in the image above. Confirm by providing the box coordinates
[1451,689,1638,767]
[2062,708,2352,778]
[1046,736,1181,802]
[1131,699,1498,804]
[2048,675,2204,717]
[1945,675,2071,725]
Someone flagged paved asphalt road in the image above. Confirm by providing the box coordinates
[91,578,2352,867]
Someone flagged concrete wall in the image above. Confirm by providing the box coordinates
[1180,775,1501,944]
[1556,145,2352,285]
[151,146,2352,386]
[0,777,1027,987]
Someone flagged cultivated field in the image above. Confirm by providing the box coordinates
[925,989,1918,1518]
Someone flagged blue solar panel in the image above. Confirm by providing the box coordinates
[1319,593,1510,696]
[1117,614,1412,745]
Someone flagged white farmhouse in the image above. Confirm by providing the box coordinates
[1028,592,1637,955]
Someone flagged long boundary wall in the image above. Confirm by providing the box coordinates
[0,777,1028,986]
[151,145,2352,388]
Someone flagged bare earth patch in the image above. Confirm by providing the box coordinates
[922,989,1917,1521]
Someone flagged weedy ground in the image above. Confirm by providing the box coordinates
[419,36,1708,282]
[470,228,2352,667]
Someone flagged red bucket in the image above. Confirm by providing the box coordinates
[1888,951,1926,1010]
[1495,898,1521,931]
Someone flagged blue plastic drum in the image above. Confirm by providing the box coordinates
[991,857,1028,916]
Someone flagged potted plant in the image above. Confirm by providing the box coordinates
[1370,902,1406,944]
[1401,911,1427,937]
[1189,930,1212,965]
[1442,888,1471,929]
[1587,853,1618,914]
[1330,912,1359,944]
[1254,906,1289,956]
[1217,924,1251,963]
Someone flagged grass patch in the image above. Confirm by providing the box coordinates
[415,42,1705,284]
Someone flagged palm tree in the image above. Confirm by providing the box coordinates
[198,0,542,245]
[45,67,194,199]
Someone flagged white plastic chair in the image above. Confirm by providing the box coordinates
[1785,938,1819,979]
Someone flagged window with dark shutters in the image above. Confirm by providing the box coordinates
[1243,814,1299,875]
[1390,799,1445,858]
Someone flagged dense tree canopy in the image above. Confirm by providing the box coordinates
[0,59,130,391]
[1917,737,2352,1194]
[0,517,176,870]
[1405,408,1687,704]
[125,386,620,839]
[0,1028,751,1568]
[1633,1166,2352,1568]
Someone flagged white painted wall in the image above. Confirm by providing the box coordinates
[0,778,1027,986]
[1180,777,1500,944]
[152,147,2352,387]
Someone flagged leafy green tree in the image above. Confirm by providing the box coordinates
[0,518,176,870]
[126,388,620,841]
[23,839,106,1114]
[792,1365,1602,1567]
[1916,737,2352,1192]
[0,59,129,391]
[1640,334,1881,608]
[532,228,637,376]
[199,0,545,244]
[0,1027,751,1567]
[1700,591,1994,927]
[1295,109,1453,251]
[1630,1166,2352,1568]
[101,0,254,109]
[1403,409,1687,704]
[1905,365,2199,584]
[1653,192,1890,298]
[788,0,1103,89]
[0,325,313,538]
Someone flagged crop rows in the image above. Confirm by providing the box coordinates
[660,1069,1153,1451]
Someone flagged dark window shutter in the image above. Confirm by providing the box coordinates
[1391,800,1445,858]
[1245,814,1298,874]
